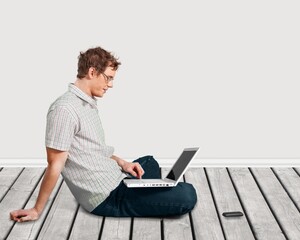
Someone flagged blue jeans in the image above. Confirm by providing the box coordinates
[91,155,197,217]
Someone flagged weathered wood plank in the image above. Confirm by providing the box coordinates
[7,175,63,240]
[37,181,78,240]
[101,217,131,240]
[132,218,161,240]
[294,168,300,176]
[69,206,103,240]
[185,168,224,240]
[0,167,23,201]
[272,168,300,211]
[0,168,45,240]
[162,168,193,240]
[251,168,300,240]
[206,168,255,240]
[228,168,285,240]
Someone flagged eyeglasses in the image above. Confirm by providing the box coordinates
[102,73,114,84]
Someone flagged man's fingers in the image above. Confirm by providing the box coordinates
[134,163,144,178]
[10,212,15,220]
[10,210,25,221]
[124,162,145,179]
[19,215,31,222]
[10,209,37,222]
[10,210,19,218]
[128,169,137,177]
[138,166,144,178]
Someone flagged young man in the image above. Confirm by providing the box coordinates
[10,47,197,222]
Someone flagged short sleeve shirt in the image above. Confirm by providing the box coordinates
[45,83,126,212]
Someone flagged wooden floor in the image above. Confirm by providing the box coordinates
[1,167,300,240]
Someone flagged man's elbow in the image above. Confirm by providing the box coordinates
[46,147,68,173]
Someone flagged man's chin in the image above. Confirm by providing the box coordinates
[94,92,104,98]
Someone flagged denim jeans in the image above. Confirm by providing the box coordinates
[91,155,197,217]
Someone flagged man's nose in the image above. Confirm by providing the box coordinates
[107,81,113,88]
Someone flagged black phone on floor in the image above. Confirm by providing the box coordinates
[222,211,243,217]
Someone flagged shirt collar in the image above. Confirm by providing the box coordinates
[68,83,98,108]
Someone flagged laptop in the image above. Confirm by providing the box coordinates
[123,147,200,188]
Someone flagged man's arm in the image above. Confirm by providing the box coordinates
[10,147,68,222]
[111,155,144,179]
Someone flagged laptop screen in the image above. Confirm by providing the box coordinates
[166,149,198,181]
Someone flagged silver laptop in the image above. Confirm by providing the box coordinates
[123,147,200,188]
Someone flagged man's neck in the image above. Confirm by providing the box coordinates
[74,79,92,97]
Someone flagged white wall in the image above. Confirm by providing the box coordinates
[0,0,299,160]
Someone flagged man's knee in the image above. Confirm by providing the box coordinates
[147,156,159,168]
[134,155,159,168]
[179,183,197,211]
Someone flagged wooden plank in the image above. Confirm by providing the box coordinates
[162,168,193,240]
[0,168,45,240]
[206,168,255,240]
[251,168,300,239]
[0,167,23,201]
[132,218,161,240]
[185,168,224,240]
[69,206,103,240]
[37,181,78,240]
[272,168,300,211]
[228,168,285,240]
[101,217,131,240]
[7,175,63,240]
[294,168,300,176]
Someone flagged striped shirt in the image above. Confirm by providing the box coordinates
[45,83,126,212]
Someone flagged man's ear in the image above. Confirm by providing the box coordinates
[87,67,96,79]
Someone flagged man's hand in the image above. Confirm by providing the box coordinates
[10,208,39,222]
[10,147,68,223]
[111,155,145,179]
[121,161,145,179]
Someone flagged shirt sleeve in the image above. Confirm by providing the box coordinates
[45,106,78,151]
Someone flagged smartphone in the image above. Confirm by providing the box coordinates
[222,211,243,217]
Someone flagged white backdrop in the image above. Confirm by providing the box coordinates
[0,0,299,160]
